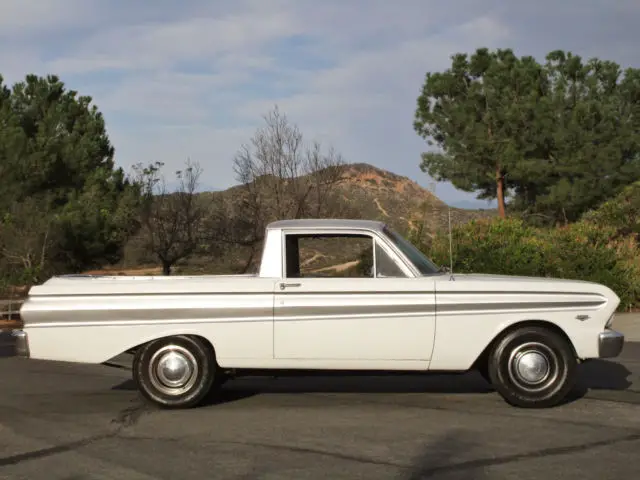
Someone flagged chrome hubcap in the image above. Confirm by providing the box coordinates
[507,342,558,391]
[515,351,549,383]
[157,351,192,387]
[149,345,198,396]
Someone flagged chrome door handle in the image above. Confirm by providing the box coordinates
[279,282,301,290]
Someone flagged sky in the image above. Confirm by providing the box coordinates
[1,1,639,208]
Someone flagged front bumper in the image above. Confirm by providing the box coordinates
[598,328,624,358]
[11,329,30,358]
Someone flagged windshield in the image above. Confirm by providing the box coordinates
[383,226,441,275]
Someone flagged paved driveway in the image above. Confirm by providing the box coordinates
[0,332,639,479]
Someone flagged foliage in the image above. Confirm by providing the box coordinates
[0,73,142,284]
[56,166,142,270]
[414,48,640,224]
[418,217,640,311]
[581,180,640,241]
[426,217,548,277]
[414,48,546,218]
[0,197,61,284]
[132,159,212,275]
[511,51,640,224]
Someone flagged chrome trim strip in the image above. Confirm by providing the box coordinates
[279,227,419,278]
[277,304,436,317]
[437,300,605,312]
[281,290,605,297]
[27,312,434,328]
[26,318,271,328]
[434,290,607,296]
[27,291,277,298]
[24,297,604,328]
[24,306,274,323]
[25,289,608,298]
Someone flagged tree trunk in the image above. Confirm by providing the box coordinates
[496,169,506,218]
[162,261,172,275]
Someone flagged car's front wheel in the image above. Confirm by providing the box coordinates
[132,335,218,409]
[487,325,577,408]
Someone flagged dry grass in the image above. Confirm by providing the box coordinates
[81,266,164,276]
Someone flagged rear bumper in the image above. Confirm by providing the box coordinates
[598,328,624,358]
[11,330,30,358]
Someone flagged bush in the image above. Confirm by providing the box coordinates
[581,180,640,241]
[427,218,548,277]
[544,222,640,309]
[416,217,640,311]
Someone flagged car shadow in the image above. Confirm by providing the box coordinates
[404,429,491,480]
[111,378,261,406]
[109,358,633,407]
[565,358,634,403]
[0,331,15,358]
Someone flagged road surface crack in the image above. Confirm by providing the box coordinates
[410,432,640,478]
[0,401,151,467]
[0,433,114,467]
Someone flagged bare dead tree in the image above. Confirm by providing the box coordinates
[226,106,347,271]
[0,198,60,284]
[132,159,208,275]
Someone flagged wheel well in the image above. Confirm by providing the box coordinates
[126,334,217,360]
[470,320,577,372]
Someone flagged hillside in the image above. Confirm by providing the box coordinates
[209,162,494,234]
[327,163,495,234]
[111,163,496,276]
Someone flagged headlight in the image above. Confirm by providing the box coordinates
[606,314,615,328]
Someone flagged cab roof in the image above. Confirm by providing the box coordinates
[266,218,386,232]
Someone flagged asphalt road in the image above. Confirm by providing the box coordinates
[1,333,639,479]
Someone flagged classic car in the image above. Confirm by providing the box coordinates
[12,218,624,409]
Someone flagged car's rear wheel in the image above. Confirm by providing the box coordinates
[133,335,218,409]
[487,325,577,408]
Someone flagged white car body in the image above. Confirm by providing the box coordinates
[13,219,624,408]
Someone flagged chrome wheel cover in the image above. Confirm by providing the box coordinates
[507,341,559,392]
[148,345,199,396]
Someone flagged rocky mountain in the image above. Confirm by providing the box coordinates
[326,163,495,236]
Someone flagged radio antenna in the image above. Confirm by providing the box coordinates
[447,153,457,281]
[448,206,454,280]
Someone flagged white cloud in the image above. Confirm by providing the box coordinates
[0,0,99,36]
[2,0,638,207]
[47,4,300,74]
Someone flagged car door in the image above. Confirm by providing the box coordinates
[273,230,436,365]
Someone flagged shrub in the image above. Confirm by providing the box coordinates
[581,181,640,241]
[543,222,640,309]
[416,217,640,311]
[427,218,548,277]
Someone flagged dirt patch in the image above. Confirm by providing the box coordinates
[310,260,360,273]
[374,198,389,217]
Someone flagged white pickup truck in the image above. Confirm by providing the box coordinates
[13,218,623,409]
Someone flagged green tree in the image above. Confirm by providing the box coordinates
[413,48,546,218]
[511,51,640,224]
[0,73,141,278]
[414,48,640,224]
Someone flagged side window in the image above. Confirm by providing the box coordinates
[284,234,374,278]
[375,241,407,277]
